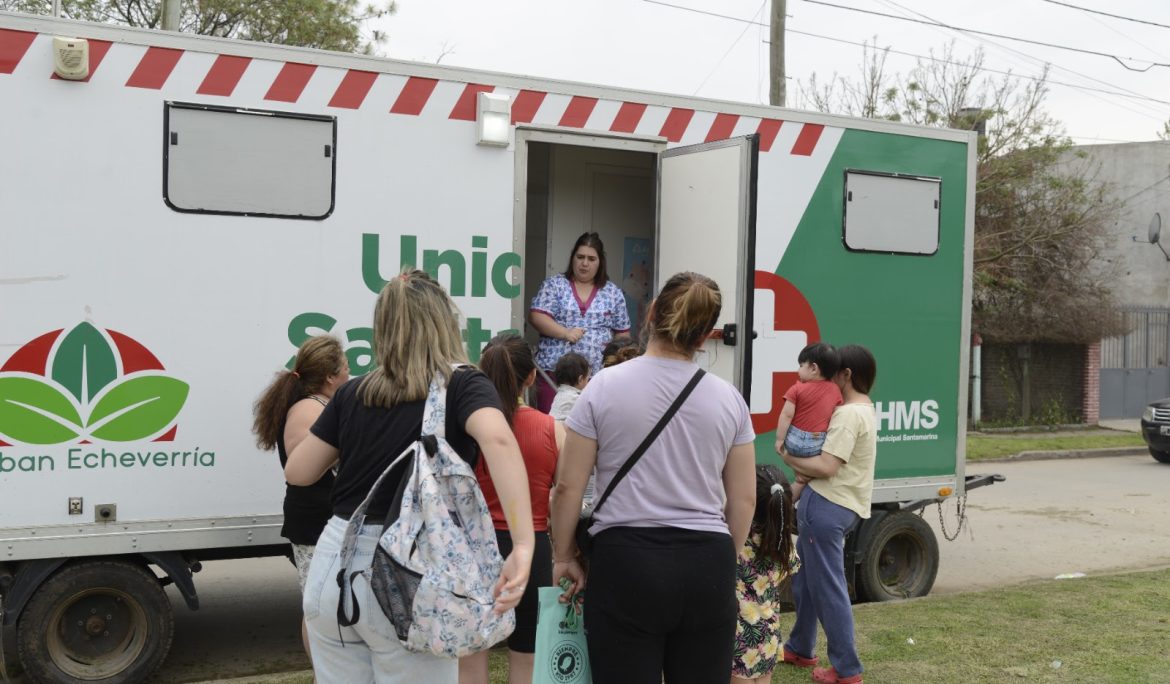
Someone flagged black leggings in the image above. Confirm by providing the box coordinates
[584,526,737,684]
[495,529,552,653]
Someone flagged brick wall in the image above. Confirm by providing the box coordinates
[979,343,1087,424]
[1082,342,1100,425]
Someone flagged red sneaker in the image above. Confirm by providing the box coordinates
[782,646,819,668]
[811,666,863,684]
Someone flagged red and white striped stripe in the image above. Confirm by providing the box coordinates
[0,28,828,156]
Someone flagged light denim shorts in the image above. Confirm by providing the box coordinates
[785,426,827,457]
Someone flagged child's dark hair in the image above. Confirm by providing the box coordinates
[602,336,642,368]
[797,342,839,380]
[755,464,796,567]
[479,333,535,426]
[554,352,590,386]
[837,344,877,394]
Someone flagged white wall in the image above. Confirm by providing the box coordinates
[1069,142,1170,307]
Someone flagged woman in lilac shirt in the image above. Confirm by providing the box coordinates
[549,271,757,684]
[529,232,630,412]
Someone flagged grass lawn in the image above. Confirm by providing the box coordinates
[965,430,1145,461]
[256,568,1170,683]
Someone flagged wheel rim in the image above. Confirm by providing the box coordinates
[46,587,150,680]
[877,533,929,597]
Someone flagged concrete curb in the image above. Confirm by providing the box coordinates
[979,446,1148,463]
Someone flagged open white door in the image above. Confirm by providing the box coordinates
[656,135,758,398]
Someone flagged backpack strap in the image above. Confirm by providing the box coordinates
[335,364,461,629]
[334,440,416,627]
[421,365,463,439]
[591,368,706,516]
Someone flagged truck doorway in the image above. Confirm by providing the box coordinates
[519,139,658,353]
[513,130,758,398]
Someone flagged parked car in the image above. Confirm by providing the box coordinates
[1140,400,1170,463]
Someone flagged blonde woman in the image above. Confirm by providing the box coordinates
[550,271,756,684]
[287,269,535,683]
[253,335,349,663]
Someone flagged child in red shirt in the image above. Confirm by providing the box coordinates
[775,342,842,501]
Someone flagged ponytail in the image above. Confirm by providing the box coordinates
[649,272,721,354]
[253,335,345,450]
[478,333,535,426]
[252,371,303,450]
[755,465,796,567]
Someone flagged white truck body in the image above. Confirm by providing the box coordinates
[0,11,983,682]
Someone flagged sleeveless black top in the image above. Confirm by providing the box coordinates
[277,395,334,546]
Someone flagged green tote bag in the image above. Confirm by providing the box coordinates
[534,585,592,684]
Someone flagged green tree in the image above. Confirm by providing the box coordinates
[1,0,395,54]
[799,41,1122,344]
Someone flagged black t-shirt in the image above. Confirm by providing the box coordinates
[310,368,502,520]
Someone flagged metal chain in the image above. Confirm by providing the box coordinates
[937,494,969,542]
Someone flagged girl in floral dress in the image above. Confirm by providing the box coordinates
[732,464,799,684]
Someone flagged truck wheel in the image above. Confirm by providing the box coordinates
[16,560,174,684]
[1150,449,1170,464]
[856,512,939,602]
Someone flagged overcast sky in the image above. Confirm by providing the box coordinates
[368,0,1170,146]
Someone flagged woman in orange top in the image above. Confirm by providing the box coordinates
[460,333,564,684]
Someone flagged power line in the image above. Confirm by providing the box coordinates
[872,0,1167,120]
[879,0,1165,119]
[643,0,1170,124]
[803,0,1170,71]
[693,0,768,95]
[641,0,771,28]
[1038,0,1170,31]
[1068,135,1146,144]
[778,29,1170,107]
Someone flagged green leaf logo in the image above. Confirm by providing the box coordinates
[88,376,190,442]
[0,377,84,444]
[0,324,189,445]
[51,322,118,404]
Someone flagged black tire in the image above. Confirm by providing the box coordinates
[855,512,939,602]
[16,560,174,684]
[1150,449,1170,464]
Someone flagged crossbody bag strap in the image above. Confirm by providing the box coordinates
[591,368,706,516]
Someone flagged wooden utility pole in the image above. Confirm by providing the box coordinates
[769,0,786,106]
[161,0,181,31]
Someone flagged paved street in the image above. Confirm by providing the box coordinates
[162,557,308,683]
[931,453,1170,594]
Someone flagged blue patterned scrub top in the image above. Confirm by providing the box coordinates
[531,275,631,374]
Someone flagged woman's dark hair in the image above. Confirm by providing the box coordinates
[755,464,796,567]
[479,333,536,426]
[554,352,590,386]
[648,271,721,353]
[253,335,345,450]
[601,336,642,368]
[837,344,877,395]
[563,232,608,287]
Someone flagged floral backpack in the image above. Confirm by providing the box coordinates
[335,368,515,657]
